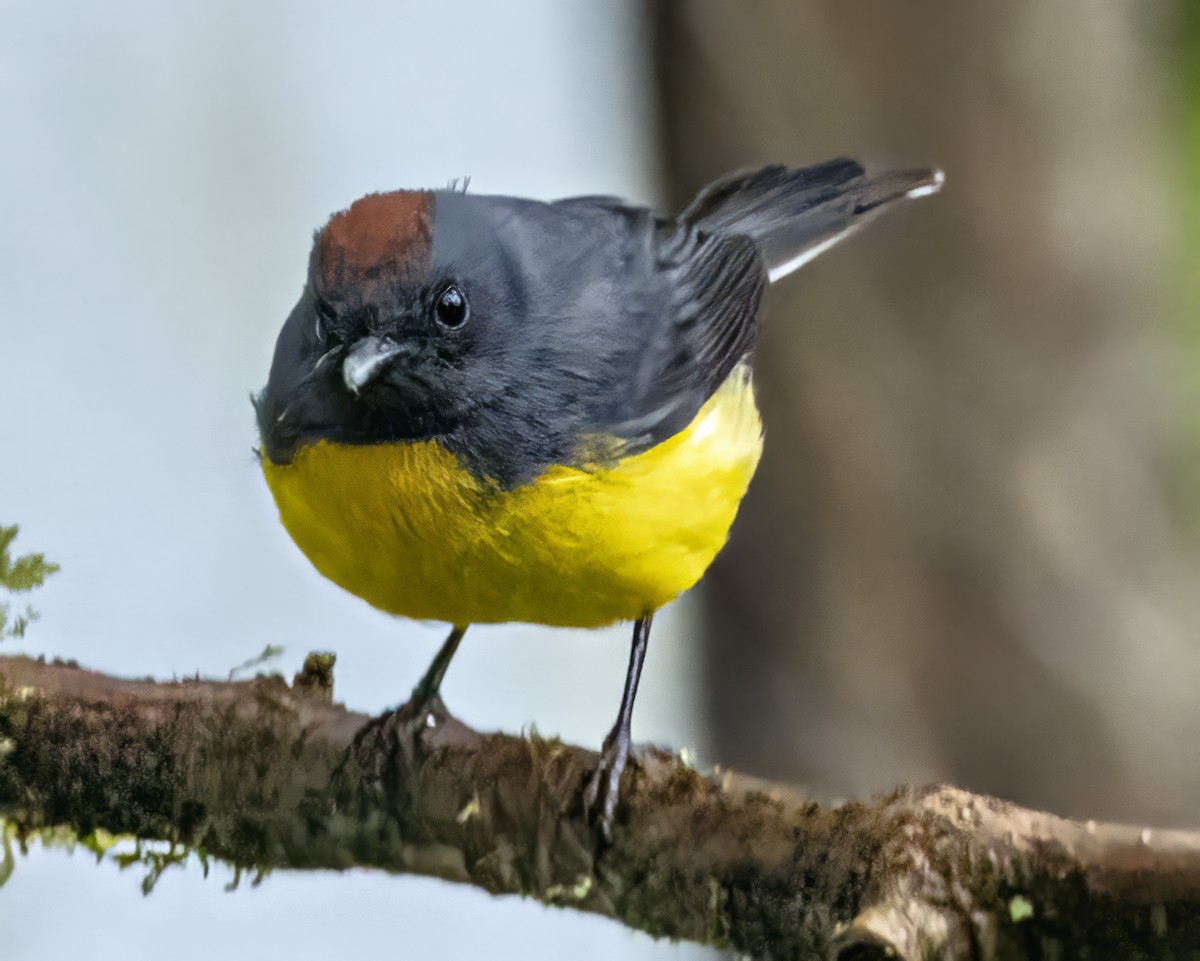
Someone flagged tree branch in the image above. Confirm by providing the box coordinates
[1,655,1198,959]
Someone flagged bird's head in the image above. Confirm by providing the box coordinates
[257,190,486,464]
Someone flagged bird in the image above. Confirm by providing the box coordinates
[255,158,942,833]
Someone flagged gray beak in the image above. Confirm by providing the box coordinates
[343,336,404,395]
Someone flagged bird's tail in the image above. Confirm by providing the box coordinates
[679,159,943,283]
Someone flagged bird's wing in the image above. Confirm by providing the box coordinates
[562,161,943,460]
[604,221,765,452]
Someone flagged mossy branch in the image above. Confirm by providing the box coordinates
[1,654,1199,960]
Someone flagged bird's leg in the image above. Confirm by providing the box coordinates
[398,624,468,720]
[584,613,653,839]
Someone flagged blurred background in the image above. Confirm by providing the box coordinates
[1,1,1196,959]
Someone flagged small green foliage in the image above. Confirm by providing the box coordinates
[1009,894,1035,923]
[0,525,59,641]
[292,651,336,697]
[456,794,481,824]
[105,837,191,895]
[227,644,285,680]
[542,873,593,905]
[0,817,246,894]
[79,828,118,863]
[0,823,14,888]
[138,843,189,896]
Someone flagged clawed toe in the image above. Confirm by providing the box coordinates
[582,614,652,841]
[583,731,632,841]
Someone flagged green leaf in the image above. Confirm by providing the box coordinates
[0,525,58,641]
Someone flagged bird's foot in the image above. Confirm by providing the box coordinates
[583,613,652,841]
[583,724,633,842]
[393,687,449,727]
[394,625,467,725]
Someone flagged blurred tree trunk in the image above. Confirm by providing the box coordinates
[653,0,1196,823]
[1182,0,1200,531]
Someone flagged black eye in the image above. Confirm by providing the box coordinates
[434,284,469,329]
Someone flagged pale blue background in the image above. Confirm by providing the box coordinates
[0,2,716,957]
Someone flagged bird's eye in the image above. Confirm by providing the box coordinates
[433,284,469,329]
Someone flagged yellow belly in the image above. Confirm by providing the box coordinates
[261,368,762,627]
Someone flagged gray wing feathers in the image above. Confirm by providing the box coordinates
[681,160,943,283]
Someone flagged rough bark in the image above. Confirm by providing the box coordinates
[2,655,1198,960]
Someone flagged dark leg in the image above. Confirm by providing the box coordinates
[402,624,468,716]
[584,613,653,838]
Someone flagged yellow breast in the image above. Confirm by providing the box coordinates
[261,368,762,627]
